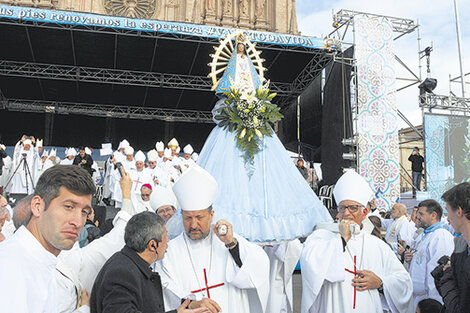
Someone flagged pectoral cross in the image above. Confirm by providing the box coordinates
[345,255,358,309]
[190,268,224,299]
[133,177,143,191]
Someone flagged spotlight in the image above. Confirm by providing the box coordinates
[418,78,437,93]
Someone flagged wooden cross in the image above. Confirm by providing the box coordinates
[190,268,224,299]
[345,255,358,309]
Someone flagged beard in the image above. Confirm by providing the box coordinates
[186,227,210,240]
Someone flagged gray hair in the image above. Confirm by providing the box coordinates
[13,195,34,229]
[124,212,165,253]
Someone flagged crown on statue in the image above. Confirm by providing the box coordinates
[234,32,247,44]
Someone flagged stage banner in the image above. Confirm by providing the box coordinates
[354,15,400,210]
[0,4,334,50]
[424,113,470,207]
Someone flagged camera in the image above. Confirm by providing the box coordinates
[431,255,450,280]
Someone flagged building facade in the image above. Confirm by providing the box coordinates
[1,0,298,34]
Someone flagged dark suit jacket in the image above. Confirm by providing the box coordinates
[90,246,177,313]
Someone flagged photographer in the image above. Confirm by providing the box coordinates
[73,146,93,176]
[433,183,470,312]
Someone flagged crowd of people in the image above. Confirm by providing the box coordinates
[0,135,469,313]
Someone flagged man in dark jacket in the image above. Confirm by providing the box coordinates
[90,211,209,313]
[408,147,424,197]
[433,183,470,313]
[73,146,94,177]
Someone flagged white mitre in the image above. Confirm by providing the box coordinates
[118,139,130,150]
[147,149,158,162]
[155,141,165,152]
[163,148,172,159]
[68,148,77,157]
[191,152,198,162]
[135,150,146,162]
[49,149,56,157]
[333,170,374,207]
[150,186,177,211]
[168,138,179,149]
[42,150,49,158]
[85,147,92,155]
[172,166,218,211]
[36,139,43,147]
[124,146,134,156]
[183,144,194,154]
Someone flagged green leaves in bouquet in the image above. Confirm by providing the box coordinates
[213,87,283,163]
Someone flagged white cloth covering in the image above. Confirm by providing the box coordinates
[409,227,454,309]
[156,230,270,313]
[265,239,302,313]
[0,226,58,313]
[300,228,414,313]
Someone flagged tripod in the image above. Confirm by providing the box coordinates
[4,153,36,195]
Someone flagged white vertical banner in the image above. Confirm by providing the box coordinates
[354,15,400,210]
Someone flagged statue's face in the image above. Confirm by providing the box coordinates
[237,43,245,53]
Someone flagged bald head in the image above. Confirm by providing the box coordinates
[13,195,33,230]
[391,203,407,219]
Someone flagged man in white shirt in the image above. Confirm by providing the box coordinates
[0,165,96,313]
[409,199,454,309]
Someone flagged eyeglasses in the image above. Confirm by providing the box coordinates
[337,204,364,213]
[141,193,151,198]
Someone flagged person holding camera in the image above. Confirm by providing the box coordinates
[73,146,94,177]
[433,183,470,312]
[408,147,425,198]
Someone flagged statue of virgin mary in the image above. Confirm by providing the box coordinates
[197,33,332,242]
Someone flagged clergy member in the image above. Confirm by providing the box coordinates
[156,166,270,313]
[8,135,40,196]
[156,141,165,166]
[181,144,196,172]
[264,239,302,313]
[61,148,77,165]
[0,165,95,313]
[300,170,414,313]
[150,185,182,239]
[384,203,414,256]
[409,199,454,309]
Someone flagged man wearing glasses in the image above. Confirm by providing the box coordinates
[300,170,414,313]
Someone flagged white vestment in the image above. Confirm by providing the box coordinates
[300,228,414,313]
[156,230,270,313]
[0,226,58,313]
[265,240,302,313]
[409,226,454,308]
[384,215,413,255]
[0,155,12,187]
[8,142,39,194]
[149,165,171,188]
[60,158,74,165]
[181,157,196,172]
[129,168,153,194]
[159,160,180,182]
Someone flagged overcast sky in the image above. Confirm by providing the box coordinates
[296,0,470,128]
